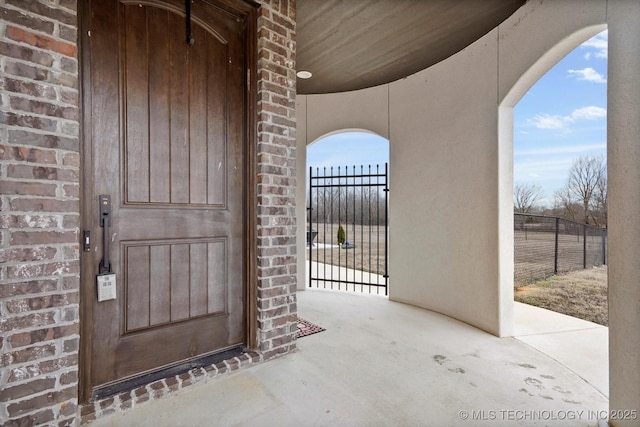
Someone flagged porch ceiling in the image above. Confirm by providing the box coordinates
[296,0,526,94]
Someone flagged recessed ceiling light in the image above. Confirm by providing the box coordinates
[297,70,312,79]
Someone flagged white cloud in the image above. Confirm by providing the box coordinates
[527,106,606,130]
[529,114,567,129]
[568,67,606,84]
[581,31,608,59]
[570,106,607,120]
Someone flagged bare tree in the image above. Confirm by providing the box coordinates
[567,155,606,225]
[590,164,607,227]
[514,183,545,214]
[553,185,579,222]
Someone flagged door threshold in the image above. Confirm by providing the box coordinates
[91,346,246,401]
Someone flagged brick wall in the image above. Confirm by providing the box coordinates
[1,0,297,425]
[0,0,81,426]
[255,0,298,359]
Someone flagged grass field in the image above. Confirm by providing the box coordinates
[307,223,388,275]
[515,266,608,326]
[307,223,608,327]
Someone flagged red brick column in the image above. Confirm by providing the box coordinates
[255,0,299,359]
[1,1,298,424]
[0,1,81,425]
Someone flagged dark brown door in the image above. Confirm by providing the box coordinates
[82,0,251,394]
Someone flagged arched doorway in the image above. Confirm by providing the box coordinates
[512,30,608,328]
[500,25,609,399]
[306,131,390,294]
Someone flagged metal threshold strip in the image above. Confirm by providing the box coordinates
[91,346,245,401]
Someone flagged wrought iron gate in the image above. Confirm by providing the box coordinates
[308,164,389,294]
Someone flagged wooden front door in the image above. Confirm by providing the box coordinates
[81,0,254,398]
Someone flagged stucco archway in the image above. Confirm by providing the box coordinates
[498,23,608,336]
[298,128,390,291]
[296,2,640,419]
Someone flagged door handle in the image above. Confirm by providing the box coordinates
[99,195,112,274]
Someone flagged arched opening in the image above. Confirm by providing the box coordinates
[307,130,389,169]
[305,130,390,295]
[513,29,608,326]
[500,25,608,398]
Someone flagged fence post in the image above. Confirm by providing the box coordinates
[602,228,607,265]
[583,224,587,269]
[308,166,313,287]
[554,217,559,274]
[383,163,389,296]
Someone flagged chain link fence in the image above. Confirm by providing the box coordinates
[514,213,607,286]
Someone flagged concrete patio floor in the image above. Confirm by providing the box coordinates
[90,289,609,426]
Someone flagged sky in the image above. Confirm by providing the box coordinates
[307,30,608,207]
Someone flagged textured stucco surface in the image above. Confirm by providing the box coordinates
[297,0,640,420]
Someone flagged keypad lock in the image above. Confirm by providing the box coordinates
[97,195,116,302]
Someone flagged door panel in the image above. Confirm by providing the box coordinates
[85,0,248,392]
[122,239,228,332]
[121,5,229,207]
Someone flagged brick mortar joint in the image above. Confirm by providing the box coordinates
[0,108,80,124]
[0,310,80,326]
[0,229,79,236]
[1,177,80,186]
[1,43,79,64]
[3,22,78,47]
[0,277,78,289]
[257,109,296,122]
[0,135,80,145]
[1,2,78,21]
[4,86,80,99]
[1,162,81,171]
[4,22,79,47]
[0,289,80,308]
[260,11,295,25]
[1,402,78,426]
[5,83,80,101]
[257,55,294,70]
[1,369,79,393]
[2,257,80,265]
[2,353,80,383]
[1,194,81,201]
[0,74,79,98]
[0,286,79,298]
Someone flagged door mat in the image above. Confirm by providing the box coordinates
[296,317,326,338]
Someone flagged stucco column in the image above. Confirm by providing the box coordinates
[607,2,640,425]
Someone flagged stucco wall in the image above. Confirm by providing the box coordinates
[388,30,503,335]
[297,0,609,337]
[297,0,640,420]
[607,1,640,424]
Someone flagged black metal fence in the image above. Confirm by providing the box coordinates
[308,164,388,294]
[514,213,607,286]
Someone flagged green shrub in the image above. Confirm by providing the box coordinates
[337,224,346,245]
